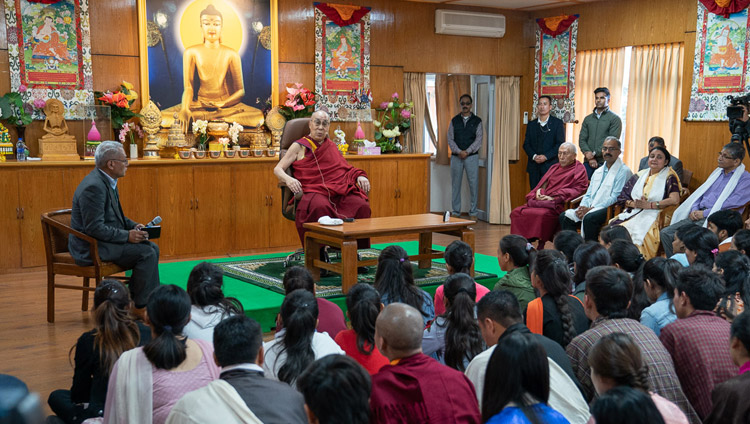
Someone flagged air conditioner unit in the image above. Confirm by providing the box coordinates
[435,9,506,38]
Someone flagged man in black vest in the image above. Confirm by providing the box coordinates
[523,95,565,189]
[448,94,483,219]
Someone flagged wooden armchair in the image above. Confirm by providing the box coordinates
[41,209,130,323]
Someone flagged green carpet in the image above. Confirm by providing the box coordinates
[212,247,497,298]
[158,241,505,331]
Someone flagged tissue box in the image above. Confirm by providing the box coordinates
[357,146,381,155]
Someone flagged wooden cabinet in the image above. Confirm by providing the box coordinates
[0,154,430,273]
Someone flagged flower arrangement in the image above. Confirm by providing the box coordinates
[373,92,413,153]
[279,83,316,121]
[192,119,209,149]
[0,85,40,126]
[118,122,144,146]
[228,122,243,148]
[94,81,141,130]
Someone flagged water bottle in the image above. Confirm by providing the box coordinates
[16,138,25,161]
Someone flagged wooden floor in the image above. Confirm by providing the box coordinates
[0,220,509,414]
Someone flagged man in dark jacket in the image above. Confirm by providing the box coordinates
[448,94,483,219]
[523,95,565,189]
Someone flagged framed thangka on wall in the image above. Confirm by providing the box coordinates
[137,0,278,129]
[533,14,578,123]
[314,3,372,122]
[3,0,94,119]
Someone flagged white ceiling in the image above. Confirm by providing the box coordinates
[406,0,605,12]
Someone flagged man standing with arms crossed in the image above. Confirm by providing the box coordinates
[579,87,622,179]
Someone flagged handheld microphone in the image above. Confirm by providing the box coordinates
[146,216,162,227]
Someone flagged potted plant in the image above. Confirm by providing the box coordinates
[373,92,413,153]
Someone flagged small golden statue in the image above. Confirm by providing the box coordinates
[40,99,79,161]
[168,113,186,146]
[139,100,162,159]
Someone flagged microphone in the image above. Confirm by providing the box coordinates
[146,216,162,227]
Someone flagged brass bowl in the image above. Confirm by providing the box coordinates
[194,150,206,159]
[207,121,229,132]
[238,149,250,158]
[252,149,265,157]
[178,150,192,159]
[209,150,221,159]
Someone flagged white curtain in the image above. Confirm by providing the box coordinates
[490,76,519,225]
[403,72,427,153]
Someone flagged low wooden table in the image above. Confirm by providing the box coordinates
[303,213,476,294]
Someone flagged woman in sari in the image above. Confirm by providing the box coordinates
[610,146,681,258]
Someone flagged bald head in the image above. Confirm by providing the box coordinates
[375,303,423,360]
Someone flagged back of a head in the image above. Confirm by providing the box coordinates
[734,229,750,256]
[681,226,719,267]
[608,240,648,320]
[481,332,549,422]
[345,283,381,354]
[0,375,43,424]
[442,273,483,371]
[93,280,140,376]
[715,250,750,296]
[643,257,681,295]
[375,303,424,357]
[731,311,750,353]
[213,315,262,367]
[278,289,319,385]
[675,266,725,311]
[532,249,578,345]
[186,262,242,314]
[297,355,371,424]
[374,246,424,316]
[600,225,633,246]
[554,230,584,263]
[476,290,522,328]
[499,234,535,268]
[144,284,192,370]
[283,266,315,295]
[573,242,611,283]
[588,332,649,392]
[708,209,744,239]
[444,240,474,273]
[586,266,633,319]
[591,386,666,424]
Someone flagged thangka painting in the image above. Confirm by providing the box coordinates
[687,0,750,121]
[4,0,94,119]
[314,2,372,122]
[533,14,578,123]
[139,0,274,128]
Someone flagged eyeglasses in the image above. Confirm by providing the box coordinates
[718,152,735,160]
[601,146,620,152]
[110,158,129,165]
[460,102,472,106]
[312,119,330,127]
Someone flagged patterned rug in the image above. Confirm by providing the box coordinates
[214,248,497,298]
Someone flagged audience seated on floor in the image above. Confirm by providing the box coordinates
[660,267,738,420]
[166,315,306,424]
[680,226,719,267]
[282,266,347,337]
[494,235,536,311]
[263,289,344,388]
[713,251,750,322]
[334,283,389,375]
[608,240,649,321]
[588,332,688,424]
[598,225,632,248]
[553,230,584,275]
[433,240,489,315]
[591,386,667,424]
[297,355,371,424]
[609,146,681,259]
[511,142,589,248]
[525,250,590,349]
[565,266,698,421]
[640,257,681,336]
[103,285,220,424]
[661,142,750,257]
[423,273,485,371]
[638,136,684,182]
[183,262,243,343]
[370,303,480,424]
[732,229,750,257]
[374,245,435,327]
[704,311,750,424]
[466,290,590,424]
[707,209,744,252]
[482,332,571,424]
[669,224,698,267]
[572,242,611,303]
[48,280,151,424]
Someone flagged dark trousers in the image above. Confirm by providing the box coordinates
[106,241,160,308]
[583,161,602,179]
[48,390,100,424]
[559,207,609,241]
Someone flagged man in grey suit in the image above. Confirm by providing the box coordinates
[638,136,683,182]
[68,141,159,311]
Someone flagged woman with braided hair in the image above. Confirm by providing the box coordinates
[589,332,688,424]
[525,249,589,348]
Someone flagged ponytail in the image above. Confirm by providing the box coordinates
[278,289,318,385]
[374,245,427,317]
[143,285,191,370]
[92,280,140,376]
[531,250,578,346]
[187,262,243,316]
[345,284,381,355]
[499,235,536,268]
[443,274,484,371]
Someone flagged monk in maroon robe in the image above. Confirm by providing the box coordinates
[371,303,481,424]
[510,142,588,247]
[274,111,371,247]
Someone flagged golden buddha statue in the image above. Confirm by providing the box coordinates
[173,4,263,132]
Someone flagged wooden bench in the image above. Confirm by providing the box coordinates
[303,214,476,294]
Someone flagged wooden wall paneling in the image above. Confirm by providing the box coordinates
[17,168,69,267]
[0,169,21,269]
[88,0,139,56]
[231,163,271,250]
[278,63,315,104]
[62,165,95,209]
[277,0,316,63]
[155,166,194,256]
[192,166,233,255]
[0,50,9,97]
[91,55,141,100]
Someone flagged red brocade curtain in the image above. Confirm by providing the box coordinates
[698,0,750,17]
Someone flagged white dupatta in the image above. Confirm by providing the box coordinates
[616,167,672,245]
[564,158,624,239]
[671,163,746,226]
[165,380,263,424]
[104,348,153,424]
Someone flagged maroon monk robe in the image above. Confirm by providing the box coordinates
[370,353,480,424]
[510,161,588,246]
[292,136,371,246]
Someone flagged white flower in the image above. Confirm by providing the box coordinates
[192,119,208,135]
[373,120,381,128]
[228,122,243,143]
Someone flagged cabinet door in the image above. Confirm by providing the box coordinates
[18,169,68,267]
[267,178,302,248]
[231,164,271,250]
[362,158,398,218]
[155,167,195,257]
[63,166,95,208]
[117,167,159,226]
[192,166,232,255]
[397,158,430,215]
[0,170,21,270]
